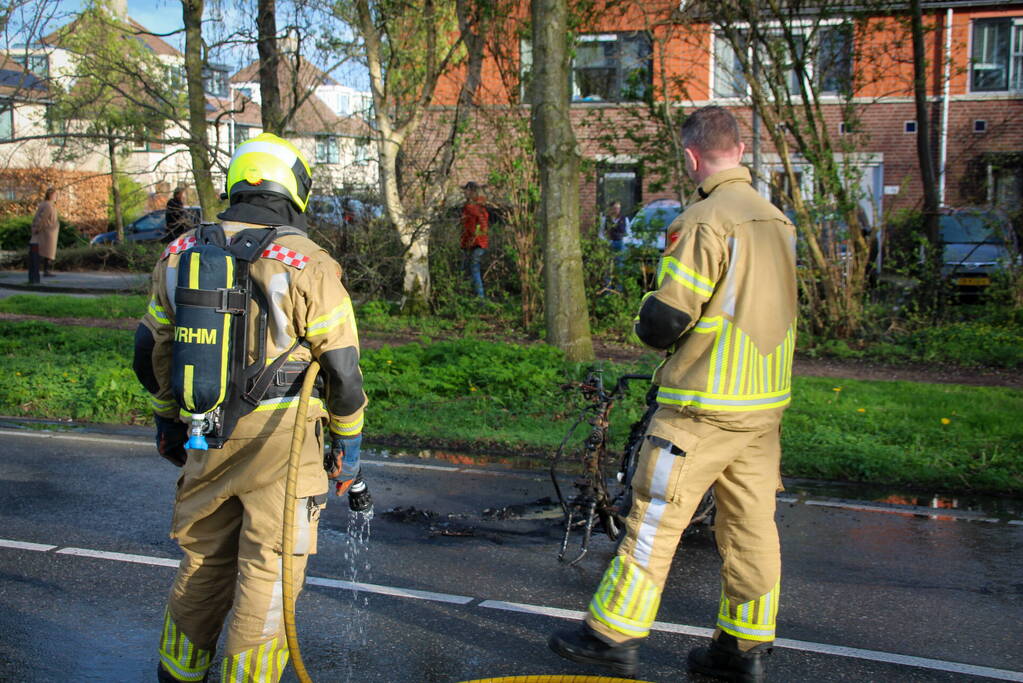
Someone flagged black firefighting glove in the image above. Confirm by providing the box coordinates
[155,414,188,467]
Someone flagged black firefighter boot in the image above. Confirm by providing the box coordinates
[547,622,639,677]
[687,631,772,683]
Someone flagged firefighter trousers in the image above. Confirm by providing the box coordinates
[158,412,327,683]
[586,407,782,646]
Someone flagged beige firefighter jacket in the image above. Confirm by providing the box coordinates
[644,167,797,430]
[138,221,367,444]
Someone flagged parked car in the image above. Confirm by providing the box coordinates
[307,195,383,229]
[624,198,683,253]
[938,208,1018,290]
[90,207,202,245]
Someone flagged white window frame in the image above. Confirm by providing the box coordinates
[316,135,340,165]
[710,19,852,101]
[969,17,1023,93]
[519,33,653,104]
[0,100,12,141]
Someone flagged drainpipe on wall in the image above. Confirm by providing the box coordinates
[938,7,953,208]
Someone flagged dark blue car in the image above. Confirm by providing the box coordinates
[90,207,202,245]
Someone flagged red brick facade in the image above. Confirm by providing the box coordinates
[413,1,1023,231]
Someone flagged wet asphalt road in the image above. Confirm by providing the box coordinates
[1,428,1022,683]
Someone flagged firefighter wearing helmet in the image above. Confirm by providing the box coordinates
[133,133,370,683]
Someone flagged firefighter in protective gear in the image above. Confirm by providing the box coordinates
[134,133,368,683]
[549,106,797,682]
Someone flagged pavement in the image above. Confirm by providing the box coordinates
[0,269,149,297]
[1,425,1022,682]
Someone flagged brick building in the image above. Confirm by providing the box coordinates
[420,0,1022,232]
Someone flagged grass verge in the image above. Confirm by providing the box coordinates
[1,320,1021,494]
[0,293,148,319]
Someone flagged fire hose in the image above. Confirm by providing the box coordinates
[282,359,320,683]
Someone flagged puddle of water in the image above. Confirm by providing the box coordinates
[376,447,1023,522]
[784,478,1023,520]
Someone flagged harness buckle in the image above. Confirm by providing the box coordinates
[216,288,246,314]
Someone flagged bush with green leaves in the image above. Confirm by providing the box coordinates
[0,215,86,250]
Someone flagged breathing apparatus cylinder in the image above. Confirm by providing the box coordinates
[172,246,237,451]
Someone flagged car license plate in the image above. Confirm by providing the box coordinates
[955,277,990,286]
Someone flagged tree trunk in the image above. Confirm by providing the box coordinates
[910,0,940,245]
[257,0,283,135]
[108,136,124,242]
[182,0,219,218]
[379,135,430,310]
[529,0,593,362]
[356,0,432,311]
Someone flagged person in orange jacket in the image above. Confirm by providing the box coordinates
[460,181,489,299]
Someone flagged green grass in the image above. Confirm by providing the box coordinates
[0,293,148,320]
[1,320,1020,493]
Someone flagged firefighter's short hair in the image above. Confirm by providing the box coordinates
[681,106,741,154]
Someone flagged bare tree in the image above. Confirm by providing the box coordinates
[712,0,888,336]
[530,0,593,361]
[909,0,939,244]
[341,0,469,310]
[182,0,220,217]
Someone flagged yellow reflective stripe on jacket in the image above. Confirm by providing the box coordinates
[657,255,716,297]
[252,396,325,412]
[159,610,212,681]
[657,318,794,412]
[150,395,176,412]
[221,636,289,683]
[306,298,353,337]
[657,387,791,412]
[148,297,171,325]
[329,413,363,436]
[587,556,661,639]
[717,580,780,642]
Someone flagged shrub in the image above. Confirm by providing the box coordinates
[0,215,86,250]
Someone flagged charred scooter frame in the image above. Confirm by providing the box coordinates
[550,370,715,566]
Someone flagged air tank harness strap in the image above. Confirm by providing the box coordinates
[241,338,304,407]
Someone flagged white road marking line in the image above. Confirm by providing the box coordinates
[773,637,1023,682]
[55,547,180,567]
[3,538,1023,681]
[483,599,1022,681]
[1,429,1020,524]
[305,576,473,604]
[361,460,464,473]
[804,499,1001,523]
[0,429,145,447]
[0,539,57,551]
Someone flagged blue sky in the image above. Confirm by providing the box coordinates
[42,0,367,88]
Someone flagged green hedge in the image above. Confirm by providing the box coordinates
[0,215,86,250]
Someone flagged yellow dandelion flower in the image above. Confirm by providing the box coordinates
[386,359,393,365]
[832,387,842,392]
[857,408,866,413]
[941,417,951,425]
[470,386,477,392]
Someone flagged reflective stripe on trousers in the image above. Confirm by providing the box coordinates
[220,636,290,683]
[587,555,662,639]
[717,580,780,642]
[159,610,213,681]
